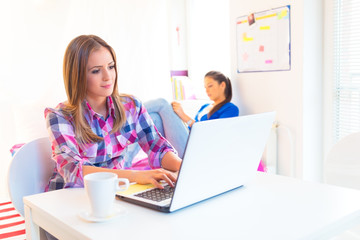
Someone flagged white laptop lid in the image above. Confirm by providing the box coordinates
[169,111,275,212]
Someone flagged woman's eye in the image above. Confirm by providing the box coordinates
[91,69,100,74]
[109,65,115,70]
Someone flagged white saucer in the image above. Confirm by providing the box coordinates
[78,207,126,223]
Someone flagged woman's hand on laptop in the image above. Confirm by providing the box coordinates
[133,169,177,189]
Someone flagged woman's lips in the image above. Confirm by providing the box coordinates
[102,84,112,89]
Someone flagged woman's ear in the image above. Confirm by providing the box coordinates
[220,81,226,90]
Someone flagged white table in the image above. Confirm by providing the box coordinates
[24,172,360,240]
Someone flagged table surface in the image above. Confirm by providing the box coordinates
[24,172,360,240]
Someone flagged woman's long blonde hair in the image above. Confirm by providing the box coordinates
[62,35,126,144]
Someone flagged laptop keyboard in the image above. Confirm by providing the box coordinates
[134,185,174,202]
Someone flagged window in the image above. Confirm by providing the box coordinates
[333,0,360,142]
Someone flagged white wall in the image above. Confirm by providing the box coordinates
[323,0,335,164]
[180,0,324,180]
[0,0,174,198]
[229,0,303,178]
[228,0,323,180]
[186,0,231,100]
[167,0,188,71]
[302,0,323,181]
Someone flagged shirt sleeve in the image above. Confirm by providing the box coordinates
[194,104,209,122]
[217,104,239,119]
[130,99,176,168]
[45,108,92,188]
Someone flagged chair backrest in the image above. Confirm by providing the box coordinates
[324,132,360,190]
[7,137,54,216]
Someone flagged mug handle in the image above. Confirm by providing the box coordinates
[115,178,130,192]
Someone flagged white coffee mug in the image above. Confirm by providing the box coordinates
[84,172,129,218]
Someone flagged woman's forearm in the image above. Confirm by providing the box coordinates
[83,159,180,188]
[83,165,137,182]
[161,151,182,172]
[180,113,193,125]
[171,102,194,126]
[83,152,182,179]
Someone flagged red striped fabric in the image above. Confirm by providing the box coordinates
[0,208,15,214]
[0,200,26,240]
[0,220,25,229]
[0,214,21,221]
[0,202,11,207]
[0,229,26,239]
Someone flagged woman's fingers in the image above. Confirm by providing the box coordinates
[166,170,177,183]
[135,169,178,188]
[161,173,175,188]
[171,102,182,111]
[150,178,164,189]
[153,169,177,188]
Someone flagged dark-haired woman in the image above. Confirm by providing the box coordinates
[140,71,239,159]
[171,71,239,128]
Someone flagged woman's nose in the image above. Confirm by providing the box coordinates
[103,69,111,81]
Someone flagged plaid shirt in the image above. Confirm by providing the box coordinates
[44,96,175,191]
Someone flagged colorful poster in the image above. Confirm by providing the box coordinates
[236,5,291,72]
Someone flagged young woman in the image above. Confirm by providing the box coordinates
[171,71,239,128]
[136,71,239,159]
[45,35,181,191]
[169,72,269,172]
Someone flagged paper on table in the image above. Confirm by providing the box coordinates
[117,183,155,196]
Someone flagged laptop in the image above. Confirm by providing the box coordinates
[116,111,276,213]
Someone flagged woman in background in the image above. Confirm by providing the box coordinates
[140,71,239,159]
[171,71,239,128]
[170,71,266,172]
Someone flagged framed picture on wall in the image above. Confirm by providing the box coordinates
[236,5,291,73]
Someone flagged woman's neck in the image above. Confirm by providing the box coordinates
[214,96,226,106]
[86,97,108,117]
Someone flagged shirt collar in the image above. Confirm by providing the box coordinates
[107,96,116,119]
[83,96,116,121]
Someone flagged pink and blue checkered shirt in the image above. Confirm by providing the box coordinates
[44,96,175,191]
